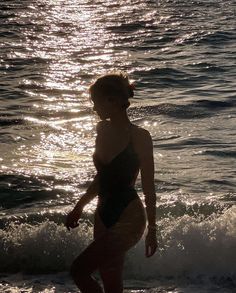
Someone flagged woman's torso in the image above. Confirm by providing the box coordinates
[93,123,143,228]
[93,122,139,191]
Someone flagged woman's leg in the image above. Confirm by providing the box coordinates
[93,199,146,293]
[70,229,127,293]
[71,199,146,293]
[93,209,125,293]
[70,241,104,293]
[99,254,125,293]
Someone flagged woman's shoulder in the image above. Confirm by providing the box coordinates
[131,124,152,140]
[131,124,153,152]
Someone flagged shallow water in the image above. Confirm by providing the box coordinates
[0,0,236,291]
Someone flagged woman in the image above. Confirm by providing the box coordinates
[65,72,157,293]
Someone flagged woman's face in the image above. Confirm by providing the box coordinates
[92,96,121,120]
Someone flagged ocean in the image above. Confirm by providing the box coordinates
[0,0,235,292]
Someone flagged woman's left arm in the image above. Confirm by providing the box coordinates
[138,129,157,257]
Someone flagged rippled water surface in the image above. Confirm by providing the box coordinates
[0,0,235,292]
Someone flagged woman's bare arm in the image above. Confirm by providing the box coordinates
[65,174,99,230]
[66,123,103,230]
[73,122,104,211]
[139,130,156,226]
[73,174,99,211]
[138,128,157,257]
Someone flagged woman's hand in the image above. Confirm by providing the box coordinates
[65,207,82,231]
[145,229,158,257]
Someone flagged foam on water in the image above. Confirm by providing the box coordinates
[1,206,235,287]
[0,219,92,274]
[127,206,236,282]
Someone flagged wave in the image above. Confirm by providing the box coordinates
[0,200,229,228]
[203,150,236,158]
[126,206,236,282]
[107,21,147,33]
[0,206,235,286]
[157,137,226,150]
[0,99,233,130]
[134,66,217,89]
[194,99,235,109]
[0,117,25,127]
[0,174,72,210]
[135,67,192,87]
[0,220,91,274]
[185,62,226,74]
[197,30,235,46]
[205,179,236,187]
[3,56,48,67]
[175,30,235,49]
[1,98,233,131]
[130,98,235,120]
[130,103,210,119]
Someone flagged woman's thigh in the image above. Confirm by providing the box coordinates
[72,226,127,276]
[109,198,146,250]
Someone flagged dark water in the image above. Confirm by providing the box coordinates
[0,0,236,292]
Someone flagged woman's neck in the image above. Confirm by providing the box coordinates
[109,110,131,129]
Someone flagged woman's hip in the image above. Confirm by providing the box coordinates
[94,197,146,250]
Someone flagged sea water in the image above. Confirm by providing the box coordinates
[0,0,235,292]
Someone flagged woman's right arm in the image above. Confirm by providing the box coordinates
[66,121,104,230]
[65,173,99,231]
[75,120,106,211]
[73,174,99,211]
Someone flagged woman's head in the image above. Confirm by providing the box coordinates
[89,72,134,119]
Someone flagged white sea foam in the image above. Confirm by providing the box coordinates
[0,220,93,273]
[1,206,235,285]
[127,206,236,282]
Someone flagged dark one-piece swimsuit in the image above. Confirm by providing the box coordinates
[93,129,140,228]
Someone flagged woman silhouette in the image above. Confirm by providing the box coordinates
[65,72,157,293]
